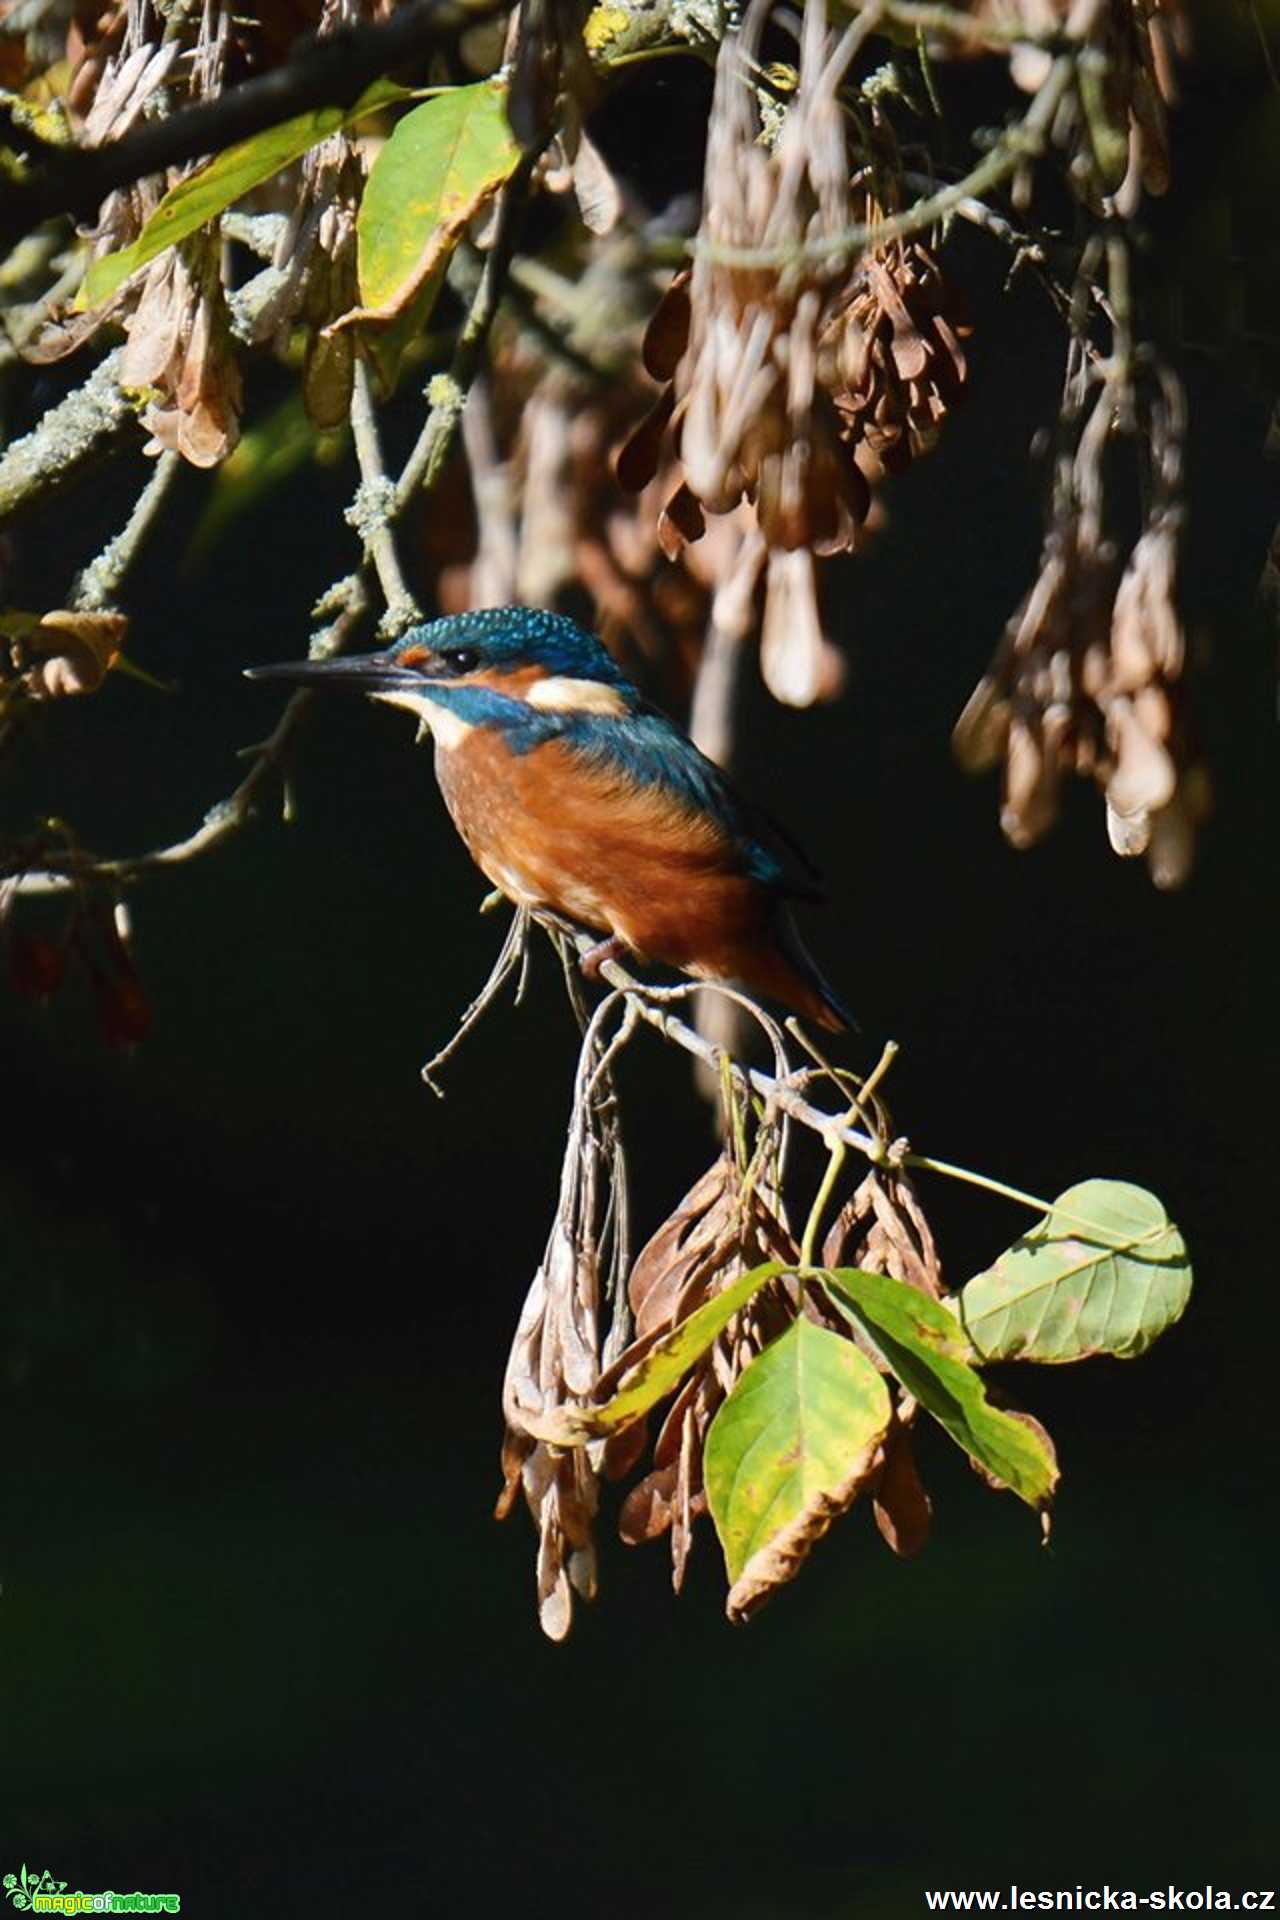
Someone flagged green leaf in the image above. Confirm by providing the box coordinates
[509,1261,786,1447]
[823,1267,1058,1509]
[359,256,448,396]
[704,1318,892,1612]
[79,77,409,310]
[353,80,520,321]
[958,1178,1192,1365]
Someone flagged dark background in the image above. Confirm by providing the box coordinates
[2,14,1278,1915]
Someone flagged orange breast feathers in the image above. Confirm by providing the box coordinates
[437,732,762,959]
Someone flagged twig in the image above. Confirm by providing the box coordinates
[4,687,315,895]
[0,348,135,520]
[394,157,537,518]
[72,451,183,611]
[694,50,1076,271]
[348,358,421,635]
[420,906,532,1094]
[312,157,536,644]
[686,522,765,1095]
[798,1037,897,1268]
[461,372,519,605]
[548,922,880,1163]
[545,916,1156,1248]
[3,577,374,898]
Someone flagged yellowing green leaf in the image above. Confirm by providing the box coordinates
[79,77,409,311]
[509,1262,786,1447]
[823,1267,1058,1509]
[958,1179,1192,1365]
[352,80,520,323]
[705,1319,892,1619]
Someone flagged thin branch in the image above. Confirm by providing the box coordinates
[3,576,374,898]
[349,358,421,634]
[72,451,183,611]
[547,921,880,1164]
[0,348,135,520]
[5,687,315,895]
[394,157,537,518]
[461,372,520,605]
[312,158,537,645]
[549,917,1154,1247]
[686,522,765,1096]
[420,906,532,1094]
[694,50,1076,271]
[13,161,538,896]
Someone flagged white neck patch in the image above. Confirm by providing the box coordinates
[372,688,473,751]
[524,676,628,717]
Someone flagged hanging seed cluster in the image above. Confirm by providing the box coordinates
[495,1038,1051,1635]
[617,2,970,707]
[970,0,1188,213]
[418,232,739,702]
[20,0,384,463]
[25,0,246,465]
[615,1155,798,1593]
[819,232,971,484]
[248,133,365,430]
[954,360,1208,886]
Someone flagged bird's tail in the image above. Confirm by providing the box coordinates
[770,910,855,1033]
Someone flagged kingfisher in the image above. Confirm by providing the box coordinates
[247,607,851,1031]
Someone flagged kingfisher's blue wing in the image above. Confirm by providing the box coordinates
[560,703,826,903]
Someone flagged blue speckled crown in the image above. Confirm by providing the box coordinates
[389,607,632,688]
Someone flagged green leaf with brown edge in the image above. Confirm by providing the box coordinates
[79,77,412,311]
[508,1261,786,1448]
[822,1267,1058,1509]
[704,1318,892,1619]
[350,80,520,324]
[359,257,448,397]
[957,1178,1192,1366]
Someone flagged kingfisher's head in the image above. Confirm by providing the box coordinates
[246,608,639,737]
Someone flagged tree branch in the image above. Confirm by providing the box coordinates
[393,159,537,520]
[348,358,421,634]
[695,49,1077,270]
[0,349,136,521]
[0,0,516,245]
[72,450,183,611]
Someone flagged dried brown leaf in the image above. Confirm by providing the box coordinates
[822,1166,944,1302]
[618,1463,678,1545]
[12,611,128,698]
[613,387,675,497]
[657,482,706,560]
[872,1420,932,1559]
[627,1155,734,1335]
[642,269,692,383]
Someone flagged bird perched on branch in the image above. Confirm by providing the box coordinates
[248,607,851,1030]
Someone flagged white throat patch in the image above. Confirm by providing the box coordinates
[372,688,473,751]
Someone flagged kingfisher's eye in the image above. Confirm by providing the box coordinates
[440,646,480,675]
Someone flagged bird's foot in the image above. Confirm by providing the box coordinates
[580,935,629,981]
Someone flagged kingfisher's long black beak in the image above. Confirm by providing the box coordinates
[244,653,433,695]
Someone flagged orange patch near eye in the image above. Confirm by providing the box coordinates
[486,664,544,695]
[398,645,429,668]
